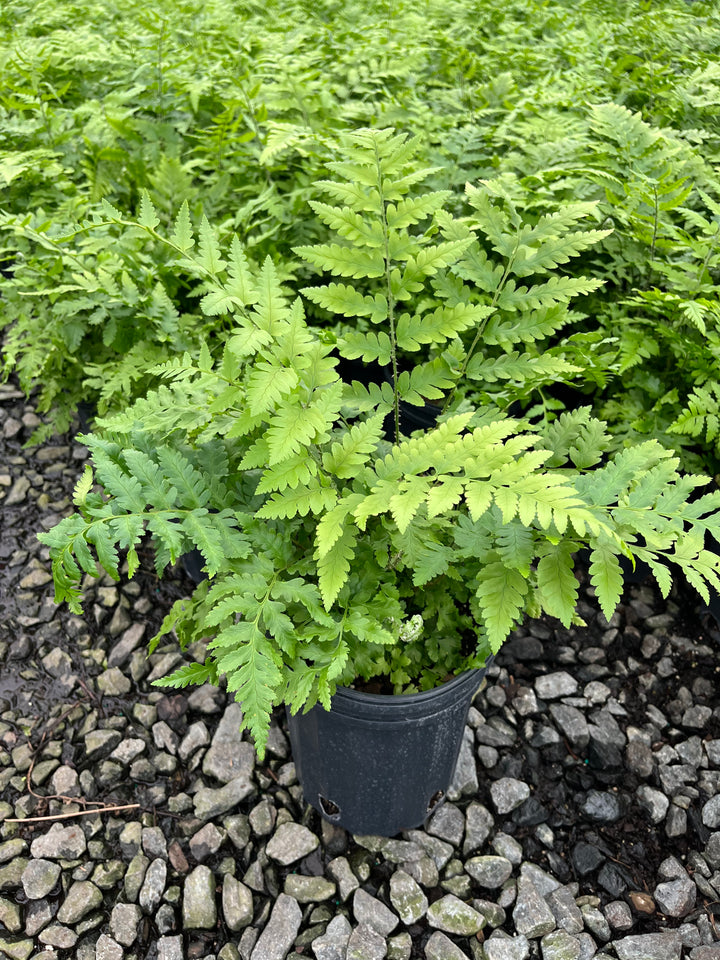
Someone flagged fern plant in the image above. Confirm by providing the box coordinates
[40,130,720,757]
[0,204,226,441]
[447,98,720,476]
[5,0,720,452]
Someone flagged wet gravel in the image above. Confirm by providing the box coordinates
[2,380,720,960]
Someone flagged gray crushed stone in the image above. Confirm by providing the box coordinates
[0,382,719,959]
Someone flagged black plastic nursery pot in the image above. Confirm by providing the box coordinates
[335,355,441,440]
[286,664,491,837]
[181,547,207,583]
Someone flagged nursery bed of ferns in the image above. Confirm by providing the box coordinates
[1,0,719,475]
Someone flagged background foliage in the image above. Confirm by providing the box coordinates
[2,0,720,461]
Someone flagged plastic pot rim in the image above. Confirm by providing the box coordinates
[302,662,492,723]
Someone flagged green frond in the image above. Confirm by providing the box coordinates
[497,275,603,312]
[295,243,385,279]
[466,351,581,385]
[395,303,492,351]
[138,191,160,231]
[495,521,534,576]
[541,409,611,469]
[385,192,451,230]
[146,513,186,567]
[464,185,512,249]
[108,514,145,551]
[246,362,299,416]
[401,360,456,403]
[169,201,194,253]
[255,481,337,520]
[510,228,612,278]
[389,476,430,533]
[265,402,332,465]
[197,216,226,276]
[315,495,364,558]
[481,305,571,348]
[253,257,289,333]
[313,179,381,213]
[317,524,357,610]
[465,481,494,522]
[226,236,258,307]
[589,541,624,622]
[209,621,284,760]
[181,512,225,578]
[72,465,94,510]
[399,239,474,288]
[426,476,465,518]
[84,523,120,581]
[308,201,384,247]
[302,283,388,323]
[321,414,385,478]
[536,542,578,627]
[90,457,147,513]
[574,442,673,507]
[153,661,217,690]
[339,330,393,365]
[476,562,528,653]
[155,447,211,510]
[254,455,318,494]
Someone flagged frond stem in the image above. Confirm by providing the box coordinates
[649,184,659,265]
[441,240,518,415]
[374,142,401,443]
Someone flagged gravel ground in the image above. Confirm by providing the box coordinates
[2,380,720,960]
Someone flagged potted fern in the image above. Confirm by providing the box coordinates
[40,129,720,835]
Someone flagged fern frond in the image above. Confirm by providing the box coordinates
[265,403,331,465]
[389,476,431,533]
[255,481,337,519]
[72,466,94,510]
[536,542,578,627]
[466,352,581,385]
[316,524,357,610]
[209,621,284,759]
[295,243,385,279]
[322,414,385,478]
[482,305,571,348]
[476,562,528,653]
[153,661,217,690]
[395,303,492,351]
[589,540,624,622]
[169,201,194,253]
[254,455,318,494]
[497,275,603,312]
[197,216,226,276]
[302,283,387,323]
[246,362,298,416]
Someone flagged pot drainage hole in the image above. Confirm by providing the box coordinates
[427,789,444,813]
[318,795,341,820]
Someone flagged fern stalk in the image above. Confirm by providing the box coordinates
[694,226,719,294]
[375,140,401,443]
[650,183,659,265]
[442,240,519,415]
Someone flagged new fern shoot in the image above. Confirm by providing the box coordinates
[39,130,720,758]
